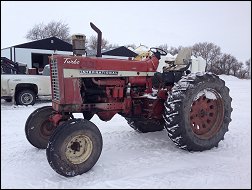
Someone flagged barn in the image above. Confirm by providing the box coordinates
[1,37,73,72]
[86,46,138,59]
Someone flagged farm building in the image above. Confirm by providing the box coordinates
[1,37,73,72]
[86,46,138,59]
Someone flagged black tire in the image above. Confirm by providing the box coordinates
[15,89,36,105]
[46,118,103,177]
[25,106,57,149]
[163,72,232,151]
[125,117,164,133]
[5,98,12,102]
[83,111,94,120]
[152,72,162,89]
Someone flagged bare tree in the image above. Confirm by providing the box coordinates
[212,53,238,75]
[224,54,237,75]
[157,45,183,56]
[88,35,109,50]
[245,58,251,68]
[107,43,120,49]
[167,46,184,56]
[157,44,168,51]
[245,58,251,78]
[26,21,71,43]
[192,42,221,72]
[237,59,251,79]
[237,66,248,79]
[230,61,243,77]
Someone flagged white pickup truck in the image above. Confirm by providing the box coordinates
[1,65,51,105]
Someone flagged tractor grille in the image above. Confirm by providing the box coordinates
[51,59,60,101]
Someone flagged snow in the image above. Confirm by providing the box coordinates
[1,75,251,189]
[194,89,218,100]
[140,93,158,99]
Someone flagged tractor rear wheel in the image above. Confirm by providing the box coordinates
[163,73,232,151]
[125,118,164,133]
[25,106,58,149]
[46,118,103,177]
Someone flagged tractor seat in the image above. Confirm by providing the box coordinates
[163,47,192,72]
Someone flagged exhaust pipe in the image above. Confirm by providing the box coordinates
[90,22,102,57]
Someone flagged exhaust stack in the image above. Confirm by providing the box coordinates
[90,22,102,57]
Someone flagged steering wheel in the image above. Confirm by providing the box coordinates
[150,47,167,56]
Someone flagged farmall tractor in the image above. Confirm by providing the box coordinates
[25,23,232,177]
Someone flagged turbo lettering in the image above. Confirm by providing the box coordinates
[63,58,80,64]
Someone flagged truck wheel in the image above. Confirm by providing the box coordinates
[25,106,58,149]
[46,118,103,177]
[83,111,94,120]
[16,89,36,105]
[163,73,232,151]
[125,118,164,133]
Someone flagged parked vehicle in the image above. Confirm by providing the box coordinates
[1,64,51,105]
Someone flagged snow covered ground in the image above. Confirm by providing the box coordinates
[1,75,251,189]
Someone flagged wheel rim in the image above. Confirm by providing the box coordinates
[21,93,33,105]
[189,88,224,139]
[65,135,93,164]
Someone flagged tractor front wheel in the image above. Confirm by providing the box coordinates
[46,118,103,177]
[25,106,58,149]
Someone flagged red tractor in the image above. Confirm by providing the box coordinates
[25,23,232,177]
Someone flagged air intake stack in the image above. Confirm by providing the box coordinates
[72,34,86,56]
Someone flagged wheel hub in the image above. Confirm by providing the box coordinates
[65,135,93,164]
[40,120,56,137]
[190,89,224,139]
[199,109,206,117]
[21,93,33,104]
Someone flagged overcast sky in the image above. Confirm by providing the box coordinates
[1,1,251,63]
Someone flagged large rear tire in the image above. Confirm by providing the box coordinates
[46,118,103,177]
[163,73,232,151]
[25,106,58,149]
[125,117,164,133]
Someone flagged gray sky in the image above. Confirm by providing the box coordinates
[1,1,251,63]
